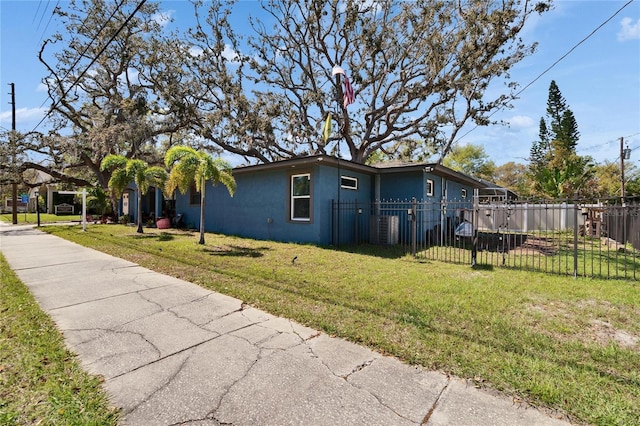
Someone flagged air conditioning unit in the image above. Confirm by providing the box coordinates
[370,215,399,245]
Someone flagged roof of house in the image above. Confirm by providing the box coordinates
[232,155,488,188]
[232,155,372,175]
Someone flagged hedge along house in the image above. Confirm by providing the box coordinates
[169,154,487,246]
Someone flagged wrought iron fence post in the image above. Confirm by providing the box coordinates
[471,205,478,267]
[355,202,359,245]
[573,201,578,278]
[331,199,335,246]
[411,197,417,256]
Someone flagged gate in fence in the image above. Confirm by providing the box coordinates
[331,198,640,280]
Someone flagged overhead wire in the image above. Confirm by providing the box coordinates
[34,0,51,33]
[31,0,44,25]
[580,132,640,153]
[35,0,127,112]
[512,0,635,99]
[38,1,61,45]
[452,0,636,147]
[31,0,147,133]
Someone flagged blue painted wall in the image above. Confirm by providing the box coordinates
[168,158,479,246]
[378,171,424,201]
[376,171,476,242]
[174,163,373,245]
[379,172,474,203]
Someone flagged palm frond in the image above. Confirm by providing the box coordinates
[100,154,128,171]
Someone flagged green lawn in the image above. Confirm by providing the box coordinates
[40,224,640,425]
[0,253,119,425]
[0,213,83,224]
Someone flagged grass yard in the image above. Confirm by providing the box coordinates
[0,213,83,224]
[42,224,640,425]
[0,253,119,425]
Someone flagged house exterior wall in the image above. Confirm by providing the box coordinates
[376,171,476,242]
[429,177,474,232]
[168,156,483,246]
[174,163,373,245]
[378,171,424,201]
[321,166,373,245]
[173,190,201,229]
[377,170,474,203]
[121,189,134,220]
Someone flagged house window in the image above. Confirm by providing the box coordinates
[291,173,311,221]
[341,176,358,190]
[189,184,201,205]
[461,188,467,199]
[426,179,434,197]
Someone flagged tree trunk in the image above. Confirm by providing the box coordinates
[198,179,206,245]
[136,190,144,234]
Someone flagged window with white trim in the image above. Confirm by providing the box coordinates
[461,188,467,199]
[340,176,358,190]
[426,179,434,197]
[291,173,311,221]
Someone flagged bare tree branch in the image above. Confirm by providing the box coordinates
[182,0,549,164]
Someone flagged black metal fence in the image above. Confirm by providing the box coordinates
[331,198,640,280]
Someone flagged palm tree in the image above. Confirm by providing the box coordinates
[164,146,236,244]
[100,155,168,233]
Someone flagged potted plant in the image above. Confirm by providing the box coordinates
[156,217,171,229]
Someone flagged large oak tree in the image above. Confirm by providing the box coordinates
[26,0,187,193]
[177,0,551,164]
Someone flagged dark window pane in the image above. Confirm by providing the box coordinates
[341,176,358,189]
[292,199,310,219]
[190,185,201,205]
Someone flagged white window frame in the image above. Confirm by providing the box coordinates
[340,175,358,190]
[461,188,467,199]
[426,179,434,197]
[291,173,311,222]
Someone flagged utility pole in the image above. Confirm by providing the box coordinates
[9,83,17,225]
[620,136,630,206]
[620,136,630,244]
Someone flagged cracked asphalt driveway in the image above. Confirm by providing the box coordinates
[0,226,571,426]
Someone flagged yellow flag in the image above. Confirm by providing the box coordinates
[323,113,332,143]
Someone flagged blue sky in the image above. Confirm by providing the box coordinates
[1,0,639,167]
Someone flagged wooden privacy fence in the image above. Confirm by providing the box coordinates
[331,198,640,280]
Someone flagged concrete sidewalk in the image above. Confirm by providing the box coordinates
[0,224,571,426]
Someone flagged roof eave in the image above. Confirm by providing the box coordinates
[232,155,376,175]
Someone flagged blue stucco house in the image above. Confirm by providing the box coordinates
[152,155,486,245]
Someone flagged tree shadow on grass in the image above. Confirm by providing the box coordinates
[332,243,408,259]
[202,244,270,258]
[129,232,175,242]
[472,263,494,271]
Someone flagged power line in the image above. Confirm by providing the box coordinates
[35,0,127,112]
[38,1,61,45]
[513,0,635,99]
[31,0,44,25]
[580,132,640,153]
[35,0,51,33]
[453,0,636,146]
[31,0,147,133]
